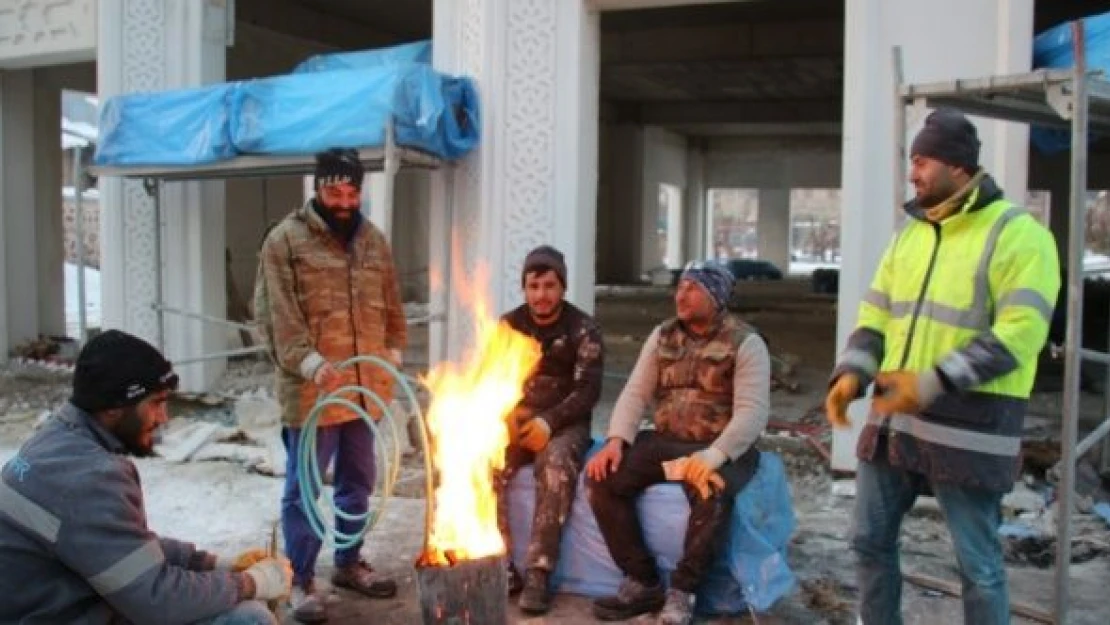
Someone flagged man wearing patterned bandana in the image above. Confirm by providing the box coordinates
[496,245,605,615]
[254,147,406,623]
[586,260,770,625]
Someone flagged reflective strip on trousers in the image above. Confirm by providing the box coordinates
[87,540,165,596]
[886,207,1028,331]
[0,479,60,543]
[868,413,1021,457]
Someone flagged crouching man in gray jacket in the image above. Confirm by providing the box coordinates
[0,330,292,625]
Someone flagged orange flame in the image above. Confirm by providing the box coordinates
[420,264,541,566]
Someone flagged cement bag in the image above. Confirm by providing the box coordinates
[508,443,796,615]
[94,83,236,166]
[229,64,480,160]
[1030,10,1110,153]
[293,40,432,73]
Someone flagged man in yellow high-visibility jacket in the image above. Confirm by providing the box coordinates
[826,107,1060,625]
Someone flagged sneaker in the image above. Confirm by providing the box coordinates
[331,561,397,599]
[658,588,695,625]
[290,582,328,624]
[507,561,523,595]
[592,576,666,621]
[518,569,551,615]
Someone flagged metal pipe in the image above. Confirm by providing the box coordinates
[1055,19,1088,623]
[73,146,88,344]
[892,46,907,213]
[1076,416,1110,458]
[381,121,399,243]
[1080,348,1110,364]
[144,178,166,351]
[171,345,266,366]
[153,303,257,332]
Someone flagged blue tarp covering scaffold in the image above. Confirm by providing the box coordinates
[94,44,478,168]
[292,40,432,74]
[1030,11,1110,153]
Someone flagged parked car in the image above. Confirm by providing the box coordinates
[726,259,783,281]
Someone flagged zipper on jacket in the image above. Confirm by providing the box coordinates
[346,247,366,410]
[898,222,942,369]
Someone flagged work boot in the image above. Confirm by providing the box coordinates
[507,561,523,595]
[592,576,666,621]
[331,560,397,598]
[658,588,695,625]
[518,569,551,614]
[290,582,328,624]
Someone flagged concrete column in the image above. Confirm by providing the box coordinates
[684,141,708,262]
[757,188,790,274]
[432,0,599,360]
[834,0,1035,471]
[0,69,65,359]
[98,0,229,391]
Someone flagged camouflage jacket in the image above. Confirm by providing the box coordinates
[254,201,406,427]
[501,302,604,432]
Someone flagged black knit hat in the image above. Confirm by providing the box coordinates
[314,147,364,191]
[910,108,981,172]
[522,245,567,287]
[71,330,179,413]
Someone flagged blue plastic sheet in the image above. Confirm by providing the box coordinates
[293,40,432,74]
[229,63,480,160]
[1030,11,1110,153]
[507,443,796,615]
[94,83,237,166]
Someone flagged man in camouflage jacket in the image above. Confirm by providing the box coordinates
[585,261,770,625]
[253,148,406,624]
[497,245,605,615]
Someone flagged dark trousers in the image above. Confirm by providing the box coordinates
[586,430,760,592]
[496,423,592,572]
[281,420,376,587]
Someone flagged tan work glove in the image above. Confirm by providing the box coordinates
[824,374,860,429]
[517,418,552,453]
[505,406,533,442]
[245,556,293,601]
[662,456,725,500]
[218,547,269,572]
[872,369,944,416]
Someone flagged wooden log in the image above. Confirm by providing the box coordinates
[416,554,507,624]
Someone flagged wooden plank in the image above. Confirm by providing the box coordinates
[903,571,1053,624]
[416,555,507,624]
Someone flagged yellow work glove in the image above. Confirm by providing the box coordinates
[218,547,270,572]
[662,456,726,500]
[517,417,552,453]
[872,369,944,416]
[824,374,860,429]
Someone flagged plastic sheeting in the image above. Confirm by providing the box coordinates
[507,444,796,615]
[293,40,432,74]
[229,63,478,160]
[94,83,236,166]
[1030,11,1110,153]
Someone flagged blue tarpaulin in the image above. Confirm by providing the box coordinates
[229,63,479,160]
[293,40,432,73]
[94,45,478,168]
[507,444,797,615]
[1030,11,1110,153]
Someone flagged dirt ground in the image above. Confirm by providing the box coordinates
[1,278,1109,624]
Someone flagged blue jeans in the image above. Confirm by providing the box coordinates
[851,453,1008,625]
[192,600,276,625]
[282,419,376,587]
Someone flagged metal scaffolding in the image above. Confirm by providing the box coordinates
[87,123,445,365]
[896,22,1110,622]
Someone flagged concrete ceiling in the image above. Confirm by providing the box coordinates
[292,0,432,40]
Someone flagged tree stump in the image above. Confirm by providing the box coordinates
[415,554,507,624]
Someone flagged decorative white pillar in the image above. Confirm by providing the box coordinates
[834,0,1034,471]
[431,0,599,360]
[757,188,791,274]
[98,0,229,390]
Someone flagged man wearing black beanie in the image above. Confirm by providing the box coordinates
[826,107,1061,625]
[254,147,406,622]
[0,329,292,624]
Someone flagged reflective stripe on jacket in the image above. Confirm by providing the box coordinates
[834,174,1060,492]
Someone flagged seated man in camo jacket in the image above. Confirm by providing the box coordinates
[496,245,605,616]
[585,261,770,625]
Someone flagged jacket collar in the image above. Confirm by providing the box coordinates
[57,402,127,455]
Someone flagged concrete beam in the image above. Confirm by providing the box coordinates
[601,19,841,63]
[590,0,743,11]
[632,99,841,125]
[236,0,403,51]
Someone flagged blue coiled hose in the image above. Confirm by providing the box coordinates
[296,355,433,551]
